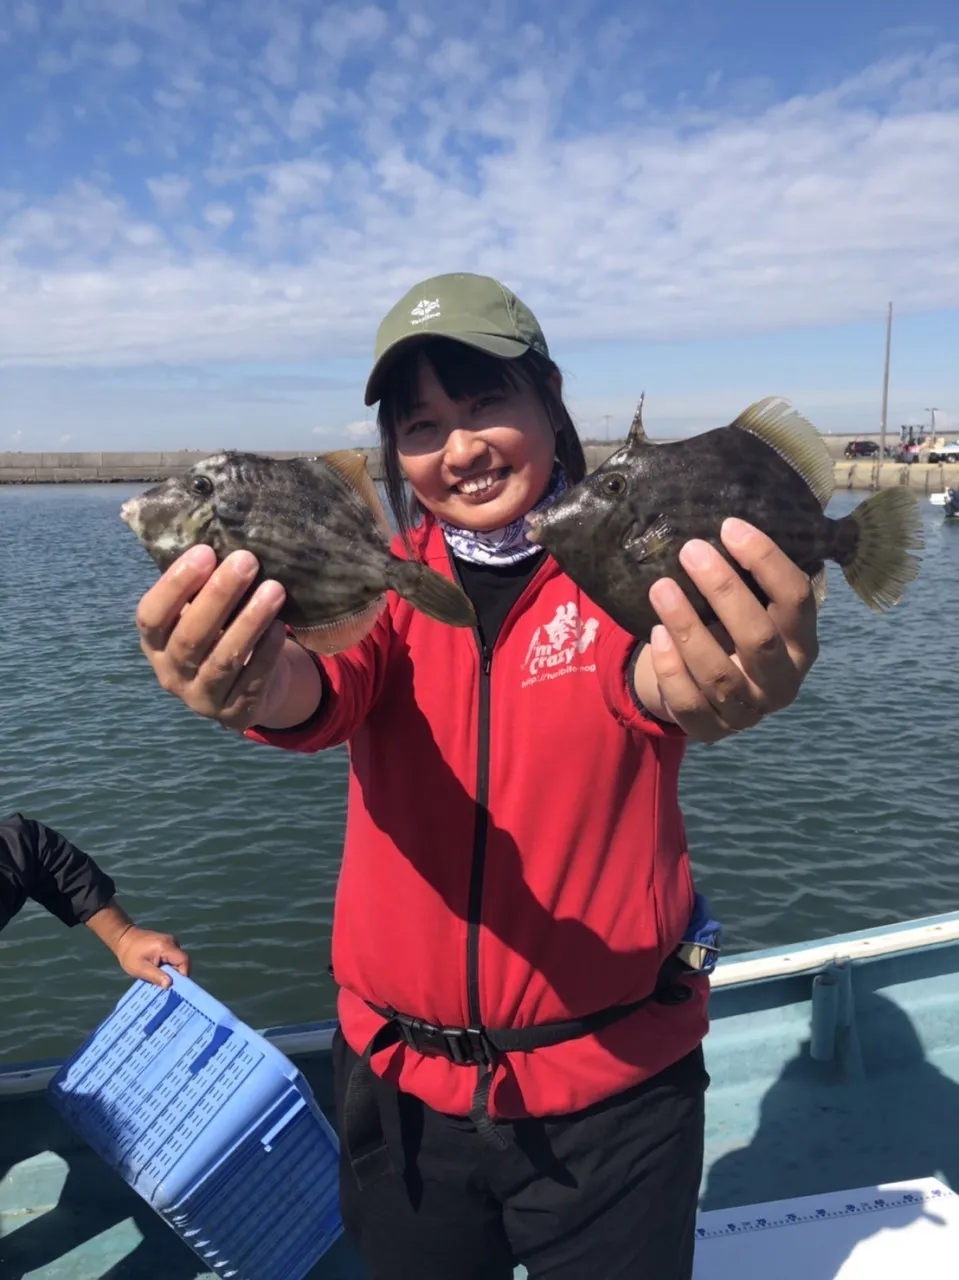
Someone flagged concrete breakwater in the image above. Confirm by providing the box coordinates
[1,448,957,494]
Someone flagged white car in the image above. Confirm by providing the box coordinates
[928,441,959,463]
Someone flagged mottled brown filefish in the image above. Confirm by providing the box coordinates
[120,449,475,653]
[526,397,923,642]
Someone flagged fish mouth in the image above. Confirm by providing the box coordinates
[524,512,543,543]
[119,497,140,530]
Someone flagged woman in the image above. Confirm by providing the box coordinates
[133,273,818,1278]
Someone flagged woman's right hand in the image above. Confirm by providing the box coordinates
[134,545,290,731]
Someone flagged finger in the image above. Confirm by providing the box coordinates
[216,619,290,731]
[721,518,818,672]
[194,582,287,712]
[158,940,191,978]
[135,545,218,653]
[677,536,798,698]
[125,957,172,988]
[165,550,262,676]
[648,579,763,731]
[647,625,733,742]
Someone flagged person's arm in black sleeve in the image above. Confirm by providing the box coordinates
[0,813,190,987]
[0,812,117,929]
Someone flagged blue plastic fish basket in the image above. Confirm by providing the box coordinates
[47,969,343,1279]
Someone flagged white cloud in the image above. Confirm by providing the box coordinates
[311,5,389,60]
[346,420,375,438]
[1,22,958,376]
[26,107,61,148]
[202,202,235,230]
[104,38,141,69]
[146,174,191,213]
[154,87,187,110]
[286,91,332,140]
[14,3,41,35]
[124,222,164,247]
[253,13,302,88]
[309,420,374,440]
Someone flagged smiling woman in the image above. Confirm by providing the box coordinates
[375,337,586,540]
[127,269,824,1280]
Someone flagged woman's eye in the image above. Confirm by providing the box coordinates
[473,393,501,411]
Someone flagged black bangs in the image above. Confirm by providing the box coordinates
[379,338,524,428]
[376,337,588,552]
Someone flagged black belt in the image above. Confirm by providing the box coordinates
[341,956,695,1188]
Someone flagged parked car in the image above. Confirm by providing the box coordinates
[928,441,959,464]
[844,440,881,459]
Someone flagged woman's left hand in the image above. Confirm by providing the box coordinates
[637,517,819,743]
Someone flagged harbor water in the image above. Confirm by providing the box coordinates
[0,484,956,1065]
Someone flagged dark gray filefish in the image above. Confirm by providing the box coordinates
[526,397,923,643]
[120,449,475,653]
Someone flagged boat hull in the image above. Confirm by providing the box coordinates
[4,911,959,1278]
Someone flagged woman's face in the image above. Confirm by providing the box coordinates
[392,353,557,531]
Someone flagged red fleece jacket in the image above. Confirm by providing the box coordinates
[247,517,708,1119]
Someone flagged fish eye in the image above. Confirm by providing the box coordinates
[603,474,627,496]
[191,475,214,496]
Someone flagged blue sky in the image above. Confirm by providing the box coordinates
[1,0,958,450]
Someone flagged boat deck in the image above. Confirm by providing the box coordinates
[4,913,959,1278]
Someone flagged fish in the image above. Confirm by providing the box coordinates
[119,449,475,653]
[525,397,923,642]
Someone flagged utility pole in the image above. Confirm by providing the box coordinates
[602,414,611,440]
[879,302,892,463]
[925,407,938,438]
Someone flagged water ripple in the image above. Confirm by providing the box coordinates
[1,484,957,1062]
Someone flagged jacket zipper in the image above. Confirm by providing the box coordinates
[445,547,491,1028]
[467,643,492,1026]
[445,547,552,1031]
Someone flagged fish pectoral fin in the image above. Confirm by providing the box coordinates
[314,449,390,534]
[626,516,674,563]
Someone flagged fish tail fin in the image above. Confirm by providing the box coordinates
[835,488,924,612]
[386,559,476,627]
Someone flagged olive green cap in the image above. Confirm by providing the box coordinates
[364,272,550,406]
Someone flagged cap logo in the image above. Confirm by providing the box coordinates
[410,298,441,326]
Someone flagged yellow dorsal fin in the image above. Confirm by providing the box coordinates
[319,449,390,534]
[730,397,835,510]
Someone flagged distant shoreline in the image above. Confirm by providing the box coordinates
[1,448,956,494]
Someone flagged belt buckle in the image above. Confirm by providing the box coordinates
[394,1015,489,1066]
[442,1026,489,1067]
[396,1015,437,1056]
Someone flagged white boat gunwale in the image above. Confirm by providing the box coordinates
[4,909,959,1098]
